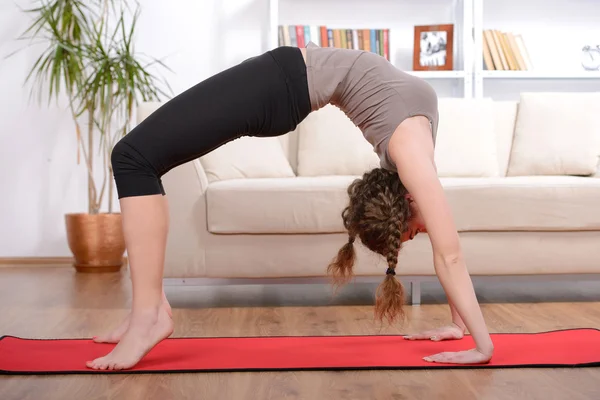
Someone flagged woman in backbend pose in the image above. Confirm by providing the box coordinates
[87,42,494,370]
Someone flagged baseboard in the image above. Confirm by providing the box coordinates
[0,257,128,267]
[0,257,74,266]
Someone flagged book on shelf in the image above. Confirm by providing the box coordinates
[278,25,390,61]
[482,30,533,71]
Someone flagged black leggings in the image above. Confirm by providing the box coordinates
[111,46,311,199]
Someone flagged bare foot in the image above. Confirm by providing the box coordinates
[93,292,172,344]
[424,348,493,364]
[93,314,131,344]
[86,305,174,371]
[403,323,465,342]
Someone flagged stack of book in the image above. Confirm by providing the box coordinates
[278,25,390,60]
[482,30,533,71]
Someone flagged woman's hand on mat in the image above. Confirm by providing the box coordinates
[423,348,493,364]
[403,323,465,341]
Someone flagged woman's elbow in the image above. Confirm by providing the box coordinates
[434,248,465,269]
[432,233,464,266]
[443,253,463,266]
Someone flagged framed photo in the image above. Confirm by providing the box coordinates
[413,24,454,71]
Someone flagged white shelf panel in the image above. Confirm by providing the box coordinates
[408,70,467,79]
[480,71,600,79]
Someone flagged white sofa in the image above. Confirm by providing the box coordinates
[137,92,600,304]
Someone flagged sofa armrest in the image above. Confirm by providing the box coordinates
[161,158,210,277]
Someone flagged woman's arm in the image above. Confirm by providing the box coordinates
[406,136,467,338]
[388,117,494,363]
[449,298,467,331]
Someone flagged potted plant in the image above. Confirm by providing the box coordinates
[14,0,171,272]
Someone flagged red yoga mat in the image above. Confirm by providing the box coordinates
[1,329,599,374]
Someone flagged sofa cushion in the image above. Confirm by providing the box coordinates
[137,101,162,124]
[443,176,600,232]
[493,101,518,176]
[206,176,600,234]
[206,176,356,234]
[296,105,381,176]
[434,98,500,177]
[199,136,295,183]
[507,92,600,177]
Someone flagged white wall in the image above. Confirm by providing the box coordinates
[1,0,599,257]
[0,1,85,257]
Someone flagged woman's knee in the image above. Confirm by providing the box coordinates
[111,139,132,175]
[111,137,165,198]
[111,138,154,177]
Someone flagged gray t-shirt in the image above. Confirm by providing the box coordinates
[304,41,439,171]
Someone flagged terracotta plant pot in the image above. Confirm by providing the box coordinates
[65,213,126,273]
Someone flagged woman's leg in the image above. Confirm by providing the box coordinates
[86,46,311,370]
[87,195,173,370]
[92,286,171,344]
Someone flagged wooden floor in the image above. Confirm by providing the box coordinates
[1,265,600,400]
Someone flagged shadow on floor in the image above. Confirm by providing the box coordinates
[164,279,600,309]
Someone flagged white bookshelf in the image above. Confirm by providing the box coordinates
[410,70,468,79]
[268,0,600,100]
[480,71,600,80]
[269,0,474,99]
[473,0,600,99]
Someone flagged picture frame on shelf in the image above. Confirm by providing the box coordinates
[413,24,454,71]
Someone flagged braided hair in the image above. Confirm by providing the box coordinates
[327,168,412,324]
